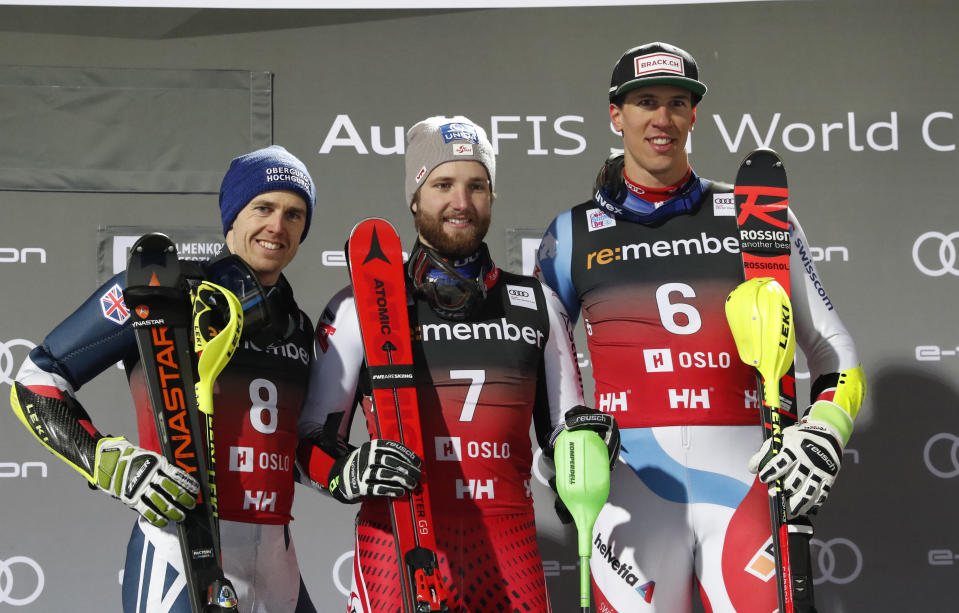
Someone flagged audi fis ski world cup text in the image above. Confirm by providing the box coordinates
[315,111,959,157]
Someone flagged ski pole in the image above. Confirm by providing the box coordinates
[555,429,610,613]
[725,276,797,613]
[191,281,243,612]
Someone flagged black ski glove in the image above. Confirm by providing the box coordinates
[547,406,621,470]
[327,439,422,504]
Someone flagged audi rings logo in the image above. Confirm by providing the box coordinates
[0,339,36,387]
[913,231,959,276]
[811,538,863,585]
[0,556,44,606]
[924,433,959,478]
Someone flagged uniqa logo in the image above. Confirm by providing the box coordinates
[0,556,44,606]
[0,339,37,387]
[912,231,959,276]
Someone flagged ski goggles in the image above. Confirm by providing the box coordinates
[205,255,276,339]
[406,244,498,319]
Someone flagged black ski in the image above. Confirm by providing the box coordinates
[733,149,815,613]
[124,232,239,613]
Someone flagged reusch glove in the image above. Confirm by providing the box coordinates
[748,416,843,518]
[94,437,199,528]
[547,406,621,470]
[327,439,422,503]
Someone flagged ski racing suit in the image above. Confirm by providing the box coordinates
[535,164,865,613]
[11,254,317,613]
[299,259,584,613]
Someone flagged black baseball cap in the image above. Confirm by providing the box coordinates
[609,42,707,105]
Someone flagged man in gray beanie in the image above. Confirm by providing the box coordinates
[299,115,619,613]
[402,115,497,260]
[11,144,320,612]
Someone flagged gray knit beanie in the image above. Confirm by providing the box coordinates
[404,116,495,206]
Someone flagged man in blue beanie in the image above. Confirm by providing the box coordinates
[10,145,320,612]
[220,144,316,285]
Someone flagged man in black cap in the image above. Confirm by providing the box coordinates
[10,145,319,612]
[535,42,865,612]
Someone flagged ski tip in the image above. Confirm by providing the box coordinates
[130,232,176,255]
[350,217,396,235]
[739,148,784,169]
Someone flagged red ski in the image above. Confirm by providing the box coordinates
[347,218,450,613]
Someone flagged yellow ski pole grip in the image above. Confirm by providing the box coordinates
[725,277,795,409]
[192,281,243,416]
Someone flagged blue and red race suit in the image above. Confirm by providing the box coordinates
[14,256,316,613]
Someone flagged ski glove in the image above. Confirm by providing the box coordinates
[94,437,199,528]
[547,406,621,469]
[328,439,422,503]
[748,416,843,518]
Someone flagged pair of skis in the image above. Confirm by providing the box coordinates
[346,219,451,613]
[728,149,815,613]
[125,233,241,613]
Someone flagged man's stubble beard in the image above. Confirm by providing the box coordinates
[413,209,490,258]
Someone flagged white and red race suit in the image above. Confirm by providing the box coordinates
[535,169,862,613]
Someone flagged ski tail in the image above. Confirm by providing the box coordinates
[124,233,239,613]
[728,149,800,613]
[346,218,451,613]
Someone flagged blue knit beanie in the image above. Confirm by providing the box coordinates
[219,145,316,243]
